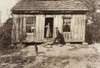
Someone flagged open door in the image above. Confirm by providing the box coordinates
[44,18,53,38]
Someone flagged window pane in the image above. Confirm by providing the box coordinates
[26,17,36,24]
[26,26,34,33]
[63,18,71,32]
[26,16,36,33]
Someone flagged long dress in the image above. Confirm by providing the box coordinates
[46,25,51,38]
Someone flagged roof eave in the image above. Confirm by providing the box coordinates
[12,9,89,14]
[12,9,89,11]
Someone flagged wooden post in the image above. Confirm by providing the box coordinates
[34,45,38,55]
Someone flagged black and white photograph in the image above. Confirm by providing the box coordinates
[0,0,100,68]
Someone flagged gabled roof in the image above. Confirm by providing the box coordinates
[12,0,88,11]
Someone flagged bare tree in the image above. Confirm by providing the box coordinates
[79,0,100,43]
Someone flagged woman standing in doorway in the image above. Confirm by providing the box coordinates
[45,23,51,38]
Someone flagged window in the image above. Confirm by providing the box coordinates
[26,17,36,33]
[63,17,71,32]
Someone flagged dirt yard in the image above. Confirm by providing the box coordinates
[0,43,100,68]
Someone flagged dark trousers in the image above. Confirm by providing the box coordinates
[53,34,65,44]
[54,36,60,43]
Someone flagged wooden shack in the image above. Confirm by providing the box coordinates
[11,0,88,44]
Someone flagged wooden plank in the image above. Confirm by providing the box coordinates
[83,15,86,42]
[71,15,74,41]
[41,15,45,42]
[12,14,16,43]
[77,15,80,40]
[20,15,25,42]
[23,15,26,34]
[81,15,84,41]
[80,15,84,41]
[38,15,42,41]
[22,14,26,42]
[19,15,22,41]
[18,14,21,42]
[39,15,42,41]
[73,15,75,40]
[34,15,36,40]
[14,14,17,42]
[79,15,82,40]
[36,15,39,41]
[76,15,79,40]
[15,15,19,42]
[74,15,77,40]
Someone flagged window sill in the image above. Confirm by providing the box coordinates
[27,33,34,35]
[63,32,71,33]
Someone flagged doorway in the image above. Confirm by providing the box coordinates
[44,18,53,38]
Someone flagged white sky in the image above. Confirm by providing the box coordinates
[0,0,19,23]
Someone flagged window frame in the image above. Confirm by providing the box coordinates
[25,15,36,35]
[62,16,71,33]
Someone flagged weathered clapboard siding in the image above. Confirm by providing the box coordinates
[71,14,86,42]
[12,14,86,43]
[23,15,26,35]
[12,14,28,43]
[15,15,19,42]
[19,15,22,41]
[12,14,16,43]
[83,15,86,42]
[35,15,45,42]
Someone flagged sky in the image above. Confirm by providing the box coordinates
[0,0,19,23]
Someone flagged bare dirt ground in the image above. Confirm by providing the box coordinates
[0,43,100,68]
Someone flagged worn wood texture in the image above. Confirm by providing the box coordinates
[12,14,16,43]
[12,14,27,43]
[35,15,45,42]
[71,14,86,42]
[12,14,86,43]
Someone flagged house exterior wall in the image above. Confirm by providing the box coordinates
[71,14,86,42]
[12,13,86,43]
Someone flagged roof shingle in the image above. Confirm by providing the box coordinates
[12,0,88,11]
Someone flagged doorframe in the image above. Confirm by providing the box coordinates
[44,17,54,38]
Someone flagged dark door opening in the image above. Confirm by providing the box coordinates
[44,18,53,38]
